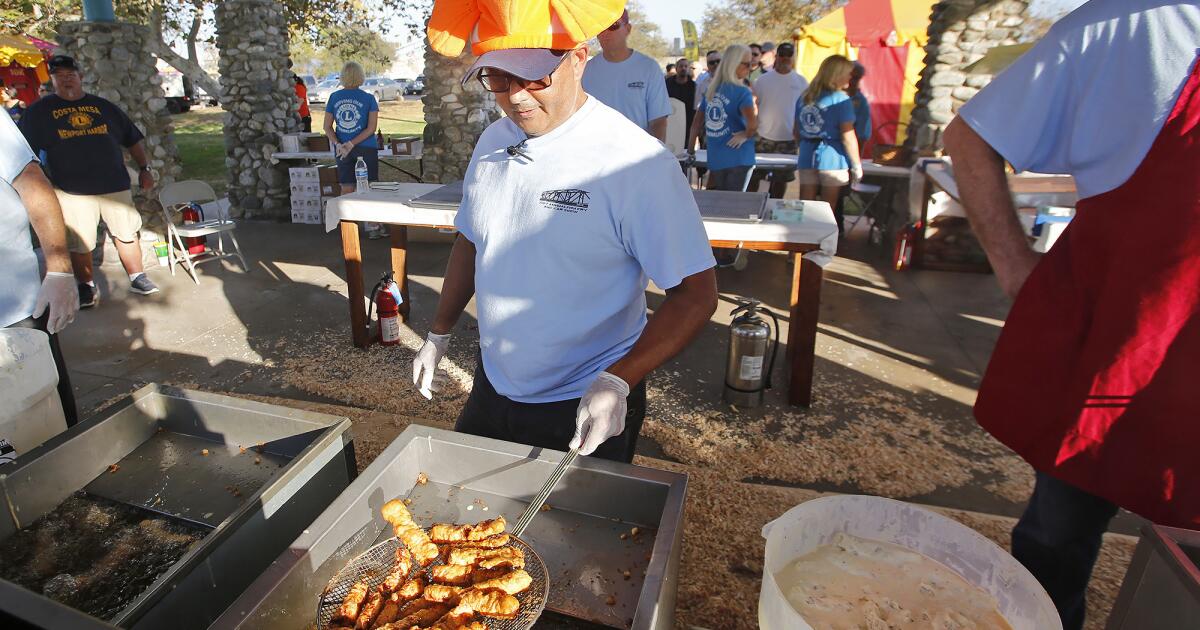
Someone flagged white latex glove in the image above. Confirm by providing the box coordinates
[411,331,450,399]
[334,142,353,159]
[569,371,630,456]
[33,272,79,334]
[850,163,863,185]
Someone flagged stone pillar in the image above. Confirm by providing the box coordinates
[907,0,1028,153]
[55,21,182,231]
[421,44,500,183]
[214,0,298,219]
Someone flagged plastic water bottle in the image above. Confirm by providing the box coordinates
[354,156,369,193]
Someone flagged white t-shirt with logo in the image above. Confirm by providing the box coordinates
[582,50,673,132]
[455,96,716,403]
[754,69,809,141]
[957,0,1200,198]
[0,114,40,327]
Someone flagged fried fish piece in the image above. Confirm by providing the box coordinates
[395,523,440,567]
[388,603,451,629]
[427,604,477,630]
[458,588,519,620]
[470,569,532,595]
[469,565,513,585]
[371,577,425,630]
[355,589,386,630]
[430,563,475,586]
[381,548,413,593]
[422,583,463,603]
[333,580,371,625]
[428,517,507,544]
[397,597,445,620]
[381,499,416,529]
[458,533,510,549]
[446,546,524,568]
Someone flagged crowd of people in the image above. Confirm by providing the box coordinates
[574,11,874,253]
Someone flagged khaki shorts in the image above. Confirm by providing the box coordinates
[797,168,850,187]
[56,189,142,254]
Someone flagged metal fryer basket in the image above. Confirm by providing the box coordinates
[316,536,549,629]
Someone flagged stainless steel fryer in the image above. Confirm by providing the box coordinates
[213,425,686,630]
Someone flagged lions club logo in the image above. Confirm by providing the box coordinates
[68,112,93,130]
[798,103,825,136]
[705,93,730,137]
[334,101,362,133]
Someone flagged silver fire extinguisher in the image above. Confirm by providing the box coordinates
[723,299,780,407]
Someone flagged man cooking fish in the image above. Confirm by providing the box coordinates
[411,0,718,463]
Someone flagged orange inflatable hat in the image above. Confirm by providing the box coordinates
[428,0,627,57]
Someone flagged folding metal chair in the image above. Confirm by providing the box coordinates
[157,181,247,284]
[844,180,884,235]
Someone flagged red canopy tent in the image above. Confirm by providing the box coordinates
[0,34,54,108]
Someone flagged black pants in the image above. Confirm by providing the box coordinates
[834,184,849,237]
[455,360,647,463]
[301,115,312,133]
[1012,472,1118,630]
[7,314,78,426]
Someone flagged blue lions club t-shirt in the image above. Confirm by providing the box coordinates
[795,90,855,170]
[699,82,756,171]
[325,88,378,149]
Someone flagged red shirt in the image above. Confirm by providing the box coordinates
[294,82,310,118]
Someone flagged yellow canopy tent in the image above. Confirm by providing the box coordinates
[794,0,936,151]
[1,34,52,107]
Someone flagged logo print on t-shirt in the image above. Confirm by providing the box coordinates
[798,103,825,136]
[68,111,94,130]
[334,101,363,133]
[539,189,591,214]
[627,81,645,89]
[705,93,731,137]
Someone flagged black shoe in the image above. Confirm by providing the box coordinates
[78,283,98,309]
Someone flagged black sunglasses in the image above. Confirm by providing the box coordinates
[607,20,626,31]
[707,58,721,67]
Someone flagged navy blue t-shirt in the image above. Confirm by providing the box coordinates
[19,94,143,195]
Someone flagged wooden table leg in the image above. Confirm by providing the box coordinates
[340,220,369,348]
[389,226,411,321]
[787,253,822,406]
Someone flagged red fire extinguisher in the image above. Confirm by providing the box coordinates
[368,272,403,346]
[181,202,207,255]
[893,220,921,271]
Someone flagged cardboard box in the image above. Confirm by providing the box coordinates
[289,167,319,183]
[390,136,422,156]
[318,166,342,197]
[305,135,331,152]
[290,182,321,199]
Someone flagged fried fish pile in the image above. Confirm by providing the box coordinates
[329,499,533,630]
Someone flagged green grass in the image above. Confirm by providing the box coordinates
[172,100,428,195]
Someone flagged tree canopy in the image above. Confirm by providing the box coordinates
[699,0,844,53]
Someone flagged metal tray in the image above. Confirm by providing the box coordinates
[0,385,357,630]
[213,425,686,630]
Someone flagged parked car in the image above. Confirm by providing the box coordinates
[308,79,340,104]
[404,77,424,95]
[299,74,317,89]
[363,77,402,102]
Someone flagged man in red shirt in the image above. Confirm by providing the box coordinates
[293,76,311,132]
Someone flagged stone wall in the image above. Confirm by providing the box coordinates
[906,0,1028,153]
[421,44,500,183]
[214,0,298,219]
[55,21,181,232]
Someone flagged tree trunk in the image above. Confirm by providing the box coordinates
[146,6,221,98]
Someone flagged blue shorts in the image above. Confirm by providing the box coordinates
[335,145,379,184]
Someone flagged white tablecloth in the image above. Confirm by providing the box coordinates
[676,150,911,179]
[326,183,839,266]
[272,148,420,161]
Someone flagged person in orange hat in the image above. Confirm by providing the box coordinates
[413,0,718,462]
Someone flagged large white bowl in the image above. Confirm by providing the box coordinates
[759,495,1062,630]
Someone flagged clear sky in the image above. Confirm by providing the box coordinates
[635,0,1089,45]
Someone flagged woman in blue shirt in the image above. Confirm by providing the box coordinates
[688,44,757,267]
[323,62,383,235]
[688,43,758,192]
[794,55,862,225]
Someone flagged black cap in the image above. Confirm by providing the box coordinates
[776,43,795,57]
[48,55,80,73]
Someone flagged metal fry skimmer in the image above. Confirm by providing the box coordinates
[316,534,548,630]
